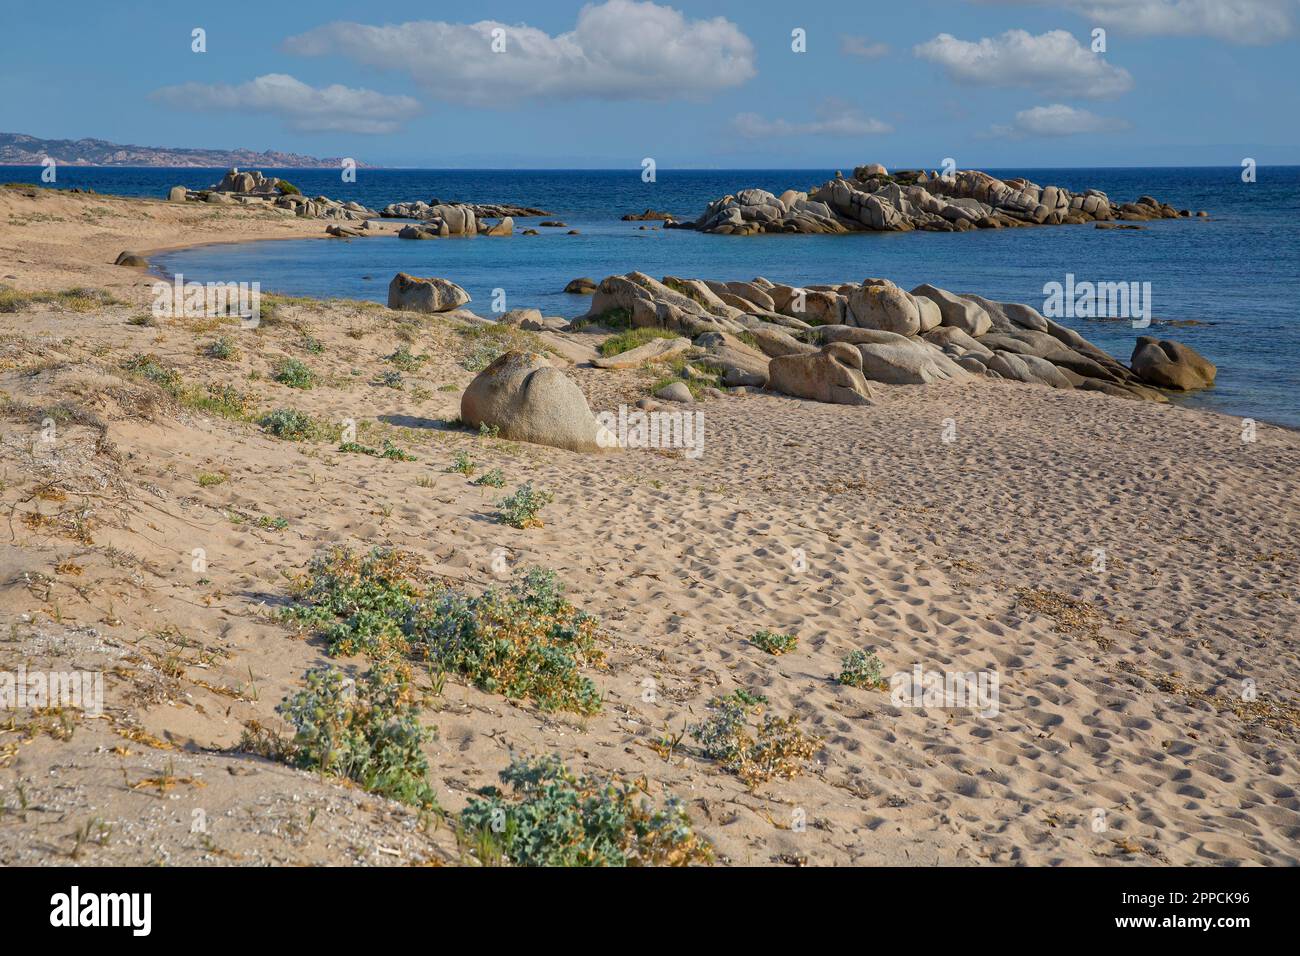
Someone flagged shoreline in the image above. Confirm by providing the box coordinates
[4,184,1285,431]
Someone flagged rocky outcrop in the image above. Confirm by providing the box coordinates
[380,200,549,219]
[114,251,148,267]
[574,273,749,337]
[1131,337,1217,390]
[592,336,692,370]
[768,343,874,405]
[167,168,376,221]
[622,209,677,221]
[679,165,1196,236]
[564,277,597,295]
[461,350,616,453]
[574,272,1208,405]
[387,273,470,313]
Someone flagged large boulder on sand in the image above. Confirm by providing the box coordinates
[694,331,771,386]
[847,280,923,335]
[856,340,972,385]
[911,284,992,337]
[1130,337,1216,390]
[388,273,470,313]
[768,343,874,406]
[168,186,187,203]
[461,351,616,453]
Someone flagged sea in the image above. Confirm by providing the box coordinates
[4,164,1296,427]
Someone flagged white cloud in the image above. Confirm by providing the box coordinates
[978,1,1297,44]
[840,35,891,59]
[992,103,1130,136]
[914,29,1133,97]
[732,102,892,138]
[151,73,420,134]
[284,0,756,107]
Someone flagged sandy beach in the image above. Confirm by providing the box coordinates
[1,184,1296,867]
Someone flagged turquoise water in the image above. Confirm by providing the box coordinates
[9,165,1296,426]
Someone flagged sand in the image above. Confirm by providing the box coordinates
[0,185,1296,866]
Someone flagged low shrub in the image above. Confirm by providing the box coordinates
[750,629,798,656]
[496,483,553,529]
[260,408,330,441]
[459,755,711,866]
[472,468,506,488]
[272,357,315,389]
[689,692,821,787]
[272,662,437,809]
[838,649,885,689]
[283,549,605,714]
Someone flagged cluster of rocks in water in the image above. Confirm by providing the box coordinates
[674,164,1208,235]
[380,199,550,219]
[382,199,555,240]
[166,168,377,222]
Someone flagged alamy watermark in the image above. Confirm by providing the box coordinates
[1043,273,1151,328]
[595,404,705,459]
[2,665,104,715]
[151,273,261,328]
[890,665,999,717]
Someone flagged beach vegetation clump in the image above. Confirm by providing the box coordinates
[472,468,506,488]
[838,649,885,689]
[447,451,475,476]
[118,353,183,395]
[594,307,632,329]
[259,407,333,441]
[0,285,119,314]
[272,357,316,389]
[386,345,427,371]
[338,439,416,462]
[459,754,711,867]
[405,566,604,713]
[255,661,438,810]
[496,483,553,529]
[284,549,606,714]
[598,327,679,357]
[275,179,302,196]
[205,335,240,361]
[196,472,226,487]
[182,383,250,420]
[456,324,550,372]
[283,547,424,658]
[690,691,821,787]
[751,629,798,655]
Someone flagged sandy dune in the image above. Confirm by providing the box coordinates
[0,187,1296,866]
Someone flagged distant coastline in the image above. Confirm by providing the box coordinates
[0,131,362,169]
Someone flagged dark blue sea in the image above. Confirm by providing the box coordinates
[6,165,1297,426]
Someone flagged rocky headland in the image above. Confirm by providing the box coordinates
[167,168,378,222]
[673,164,1206,235]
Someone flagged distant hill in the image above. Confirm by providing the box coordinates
[0,132,362,168]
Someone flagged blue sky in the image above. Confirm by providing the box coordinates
[3,0,1298,167]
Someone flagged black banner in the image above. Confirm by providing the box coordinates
[1,865,1281,942]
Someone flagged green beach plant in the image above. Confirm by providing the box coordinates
[496,483,553,529]
[458,755,711,867]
